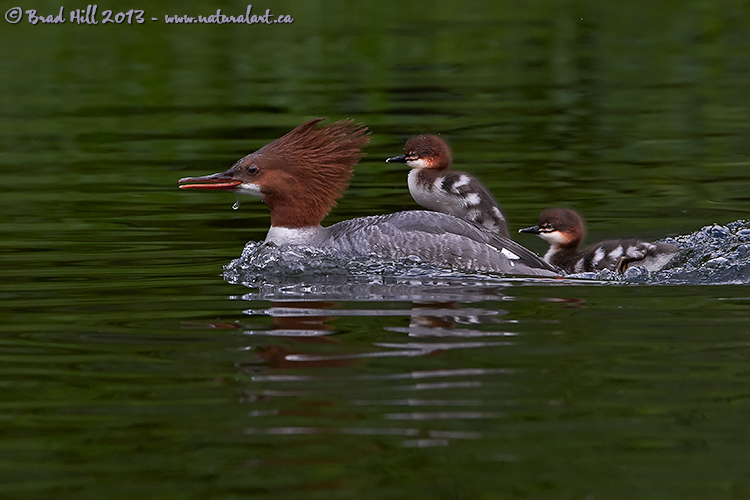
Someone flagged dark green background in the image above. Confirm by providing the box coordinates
[2,1,750,498]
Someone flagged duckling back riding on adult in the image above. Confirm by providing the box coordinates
[179,119,557,276]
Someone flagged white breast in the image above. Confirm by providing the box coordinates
[265,226,325,245]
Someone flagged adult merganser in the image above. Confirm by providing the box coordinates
[518,208,679,274]
[386,135,510,238]
[178,119,558,276]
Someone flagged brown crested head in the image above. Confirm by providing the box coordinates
[537,208,585,246]
[207,118,370,227]
[402,134,452,170]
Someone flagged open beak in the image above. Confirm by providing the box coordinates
[178,171,242,190]
[518,225,541,235]
[385,154,407,163]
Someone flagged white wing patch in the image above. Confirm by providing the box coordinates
[591,247,606,266]
[501,248,520,260]
[574,258,586,273]
[452,175,471,189]
[626,244,648,258]
[465,193,481,206]
[607,245,624,260]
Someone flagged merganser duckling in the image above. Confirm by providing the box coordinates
[386,135,510,238]
[178,119,557,276]
[518,208,679,274]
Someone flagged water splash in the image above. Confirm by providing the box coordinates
[222,220,750,289]
[222,241,590,300]
[568,219,750,285]
[232,199,241,211]
[640,219,750,285]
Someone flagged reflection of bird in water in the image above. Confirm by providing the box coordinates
[244,301,358,371]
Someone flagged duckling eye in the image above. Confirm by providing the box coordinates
[247,165,258,175]
[540,223,553,231]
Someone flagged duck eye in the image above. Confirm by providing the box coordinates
[247,165,258,175]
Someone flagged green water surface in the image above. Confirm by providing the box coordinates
[2,1,750,499]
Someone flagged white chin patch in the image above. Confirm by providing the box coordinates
[538,231,567,245]
[406,158,430,169]
[234,183,264,199]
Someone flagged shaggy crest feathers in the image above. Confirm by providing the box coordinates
[259,118,369,198]
[250,118,370,226]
